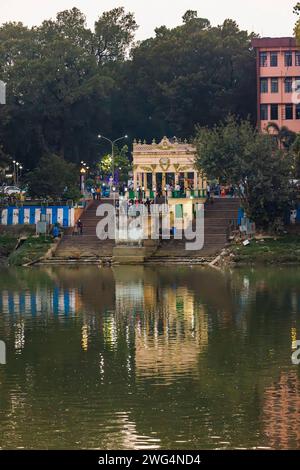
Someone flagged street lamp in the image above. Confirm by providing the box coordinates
[97,134,128,191]
[80,166,86,194]
[97,134,128,243]
[15,162,20,185]
[12,160,16,185]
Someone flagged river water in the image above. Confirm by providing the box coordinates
[0,265,300,450]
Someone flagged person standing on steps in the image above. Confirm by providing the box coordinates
[206,183,211,200]
[77,219,83,235]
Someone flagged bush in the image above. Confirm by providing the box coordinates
[26,154,79,199]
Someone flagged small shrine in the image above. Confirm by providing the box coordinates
[132,137,206,197]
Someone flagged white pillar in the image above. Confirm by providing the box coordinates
[133,170,138,190]
[194,172,198,190]
[152,173,156,190]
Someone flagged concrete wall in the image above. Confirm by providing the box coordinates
[0,206,75,227]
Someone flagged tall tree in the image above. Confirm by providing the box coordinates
[0,8,137,168]
[26,154,79,199]
[195,116,292,228]
[93,7,138,63]
[294,3,300,43]
[119,12,256,140]
[265,122,296,149]
[0,8,257,171]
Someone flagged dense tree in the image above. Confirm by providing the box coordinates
[25,154,79,199]
[294,3,300,42]
[0,8,257,173]
[121,13,256,139]
[265,122,296,149]
[291,134,300,178]
[0,145,9,177]
[0,8,136,170]
[97,145,131,183]
[195,116,293,228]
[93,7,138,63]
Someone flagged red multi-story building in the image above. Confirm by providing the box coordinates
[252,37,300,133]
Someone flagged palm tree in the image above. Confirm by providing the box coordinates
[265,122,296,149]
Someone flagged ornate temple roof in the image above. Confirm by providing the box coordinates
[133,136,196,154]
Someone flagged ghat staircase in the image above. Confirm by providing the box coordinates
[51,200,114,263]
[41,198,240,265]
[146,198,240,264]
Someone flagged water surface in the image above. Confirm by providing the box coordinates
[0,265,300,449]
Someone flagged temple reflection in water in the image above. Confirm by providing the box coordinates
[1,266,300,449]
[114,267,208,381]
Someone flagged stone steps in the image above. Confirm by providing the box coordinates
[54,200,115,258]
[145,257,214,265]
[145,199,240,263]
[52,198,240,262]
[39,257,112,265]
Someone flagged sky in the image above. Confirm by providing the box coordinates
[0,0,298,39]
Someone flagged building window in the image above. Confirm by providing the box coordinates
[296,104,300,119]
[295,77,300,92]
[285,51,293,67]
[285,77,293,93]
[270,104,278,120]
[260,52,268,67]
[296,51,300,66]
[271,78,278,93]
[285,104,293,120]
[270,52,278,67]
[260,104,268,121]
[260,78,268,93]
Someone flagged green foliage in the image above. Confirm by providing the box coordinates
[232,236,300,264]
[290,133,300,177]
[97,145,131,182]
[265,122,296,149]
[0,145,9,175]
[0,8,256,169]
[182,10,198,24]
[195,116,293,228]
[94,7,138,63]
[26,154,78,199]
[0,234,17,257]
[294,3,300,43]
[125,17,256,138]
[0,7,137,169]
[62,186,82,202]
[294,2,300,14]
[8,235,52,266]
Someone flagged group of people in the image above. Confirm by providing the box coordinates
[90,187,102,200]
[116,197,156,216]
[206,183,237,199]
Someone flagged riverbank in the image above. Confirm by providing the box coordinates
[2,228,300,267]
[0,234,18,263]
[9,235,53,266]
[0,227,53,266]
[223,235,300,265]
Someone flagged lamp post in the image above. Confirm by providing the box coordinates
[12,160,16,185]
[97,134,128,243]
[15,162,20,185]
[19,165,23,183]
[80,167,86,194]
[97,134,128,193]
